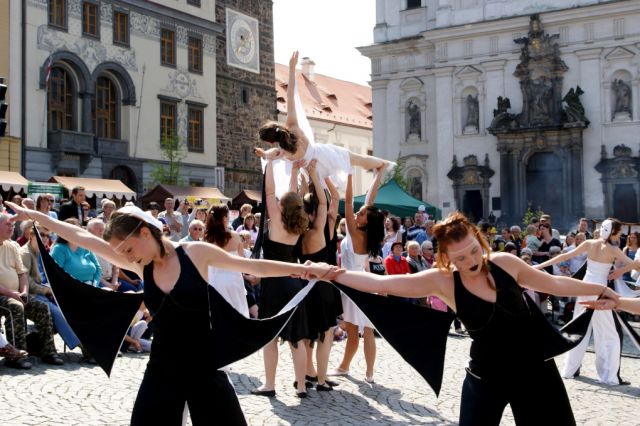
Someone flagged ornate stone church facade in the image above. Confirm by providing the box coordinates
[361,0,640,228]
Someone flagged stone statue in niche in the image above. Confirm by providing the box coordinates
[407,101,421,140]
[464,94,479,134]
[410,176,422,200]
[527,77,553,124]
[612,79,631,120]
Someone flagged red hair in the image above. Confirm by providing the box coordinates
[432,211,491,272]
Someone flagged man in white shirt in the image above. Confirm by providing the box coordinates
[158,198,183,242]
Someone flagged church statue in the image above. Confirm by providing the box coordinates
[563,86,589,124]
[465,94,479,130]
[407,101,421,138]
[612,79,631,114]
[410,176,422,200]
[493,96,511,117]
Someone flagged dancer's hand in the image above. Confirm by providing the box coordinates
[4,201,32,222]
[608,268,624,281]
[600,286,619,302]
[289,51,299,69]
[302,261,344,281]
[580,299,618,311]
[305,159,317,174]
[292,159,306,171]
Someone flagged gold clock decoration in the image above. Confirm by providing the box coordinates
[226,8,260,74]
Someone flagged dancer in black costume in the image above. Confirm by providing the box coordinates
[317,212,620,425]
[5,201,328,425]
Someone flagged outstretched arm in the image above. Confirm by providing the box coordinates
[5,201,141,276]
[534,240,591,269]
[285,51,299,129]
[581,297,640,315]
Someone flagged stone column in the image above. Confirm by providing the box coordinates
[575,48,603,218]
[433,66,455,214]
[482,60,506,195]
[370,79,390,160]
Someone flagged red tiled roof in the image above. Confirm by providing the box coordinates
[275,63,372,129]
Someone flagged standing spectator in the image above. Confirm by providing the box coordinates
[563,233,576,250]
[146,202,160,218]
[568,232,588,274]
[337,218,347,239]
[401,216,413,246]
[176,200,191,239]
[97,200,116,223]
[525,224,541,252]
[235,213,259,245]
[381,216,402,258]
[232,203,253,231]
[58,186,86,223]
[384,242,411,275]
[180,220,204,242]
[406,241,428,273]
[407,212,427,244]
[573,217,592,240]
[157,198,183,242]
[0,214,63,368]
[510,225,523,254]
[533,223,562,274]
[621,232,639,282]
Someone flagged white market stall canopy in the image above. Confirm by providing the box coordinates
[0,171,29,193]
[49,176,136,200]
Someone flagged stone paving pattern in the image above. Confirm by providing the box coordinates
[1,332,639,425]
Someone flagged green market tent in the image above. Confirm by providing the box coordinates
[339,179,441,220]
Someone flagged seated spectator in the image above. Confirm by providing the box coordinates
[0,330,29,365]
[406,241,428,273]
[117,269,143,292]
[421,240,435,269]
[16,219,34,246]
[50,218,102,287]
[0,213,63,369]
[180,220,204,242]
[19,226,82,352]
[86,219,121,291]
[122,303,152,353]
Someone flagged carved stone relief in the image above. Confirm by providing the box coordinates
[177,103,188,141]
[37,25,138,72]
[163,67,202,99]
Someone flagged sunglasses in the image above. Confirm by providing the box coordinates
[192,227,203,231]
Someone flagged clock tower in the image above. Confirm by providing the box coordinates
[216,1,276,195]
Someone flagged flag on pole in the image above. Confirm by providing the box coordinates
[45,55,53,85]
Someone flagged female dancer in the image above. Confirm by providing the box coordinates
[255,51,391,197]
[534,218,635,385]
[204,205,248,317]
[5,200,327,425]
[297,160,340,391]
[318,212,619,425]
[329,168,385,383]
[250,159,311,398]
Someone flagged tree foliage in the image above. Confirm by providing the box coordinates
[522,201,545,232]
[384,153,409,192]
[149,134,187,186]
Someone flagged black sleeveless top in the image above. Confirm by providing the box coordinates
[454,261,545,375]
[144,246,213,367]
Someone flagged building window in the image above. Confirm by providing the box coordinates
[94,77,118,139]
[113,11,129,46]
[188,37,203,73]
[48,67,75,131]
[187,106,203,152]
[406,0,421,9]
[187,0,201,6]
[49,0,67,28]
[82,2,99,38]
[160,101,177,140]
[161,29,176,66]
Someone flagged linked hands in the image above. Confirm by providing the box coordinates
[580,286,620,311]
[300,261,345,281]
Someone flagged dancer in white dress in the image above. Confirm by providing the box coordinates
[535,218,636,385]
[255,51,392,198]
[328,168,385,383]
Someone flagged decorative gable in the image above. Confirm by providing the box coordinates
[455,65,483,79]
[605,46,635,61]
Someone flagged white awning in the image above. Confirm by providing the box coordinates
[0,171,29,193]
[49,176,136,200]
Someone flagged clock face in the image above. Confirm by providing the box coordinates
[226,9,260,74]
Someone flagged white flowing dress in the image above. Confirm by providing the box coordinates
[340,232,374,332]
[562,259,621,385]
[208,266,249,318]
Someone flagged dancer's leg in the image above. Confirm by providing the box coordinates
[363,327,376,380]
[348,152,388,171]
[562,301,591,378]
[592,310,621,385]
[337,322,359,372]
[289,341,308,393]
[305,339,317,377]
[315,329,333,384]
[256,338,278,391]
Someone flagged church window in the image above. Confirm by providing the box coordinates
[49,0,67,29]
[94,76,118,139]
[82,2,99,38]
[161,29,176,66]
[47,67,75,131]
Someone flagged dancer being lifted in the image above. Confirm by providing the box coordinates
[255,51,392,198]
[316,212,620,425]
[534,218,636,385]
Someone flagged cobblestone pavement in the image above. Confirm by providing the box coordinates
[0,331,638,426]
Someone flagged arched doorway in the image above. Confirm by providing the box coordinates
[613,184,637,222]
[110,165,137,193]
[526,152,563,222]
[463,190,483,223]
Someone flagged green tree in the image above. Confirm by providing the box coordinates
[384,153,409,192]
[149,134,187,186]
[522,201,545,233]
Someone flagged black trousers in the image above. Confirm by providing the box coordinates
[459,359,576,426]
[131,362,247,426]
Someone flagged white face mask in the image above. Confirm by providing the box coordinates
[600,219,613,241]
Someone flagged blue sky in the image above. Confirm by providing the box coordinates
[273,0,375,85]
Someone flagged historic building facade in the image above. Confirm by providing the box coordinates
[12,0,224,194]
[275,60,373,196]
[215,0,276,196]
[1,0,21,172]
[361,0,640,228]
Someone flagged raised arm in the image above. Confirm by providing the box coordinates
[264,160,282,224]
[344,175,357,236]
[5,201,142,276]
[307,160,327,232]
[325,176,340,225]
[285,51,299,128]
[364,168,383,207]
[534,240,591,269]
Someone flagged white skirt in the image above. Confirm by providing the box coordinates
[208,267,249,318]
